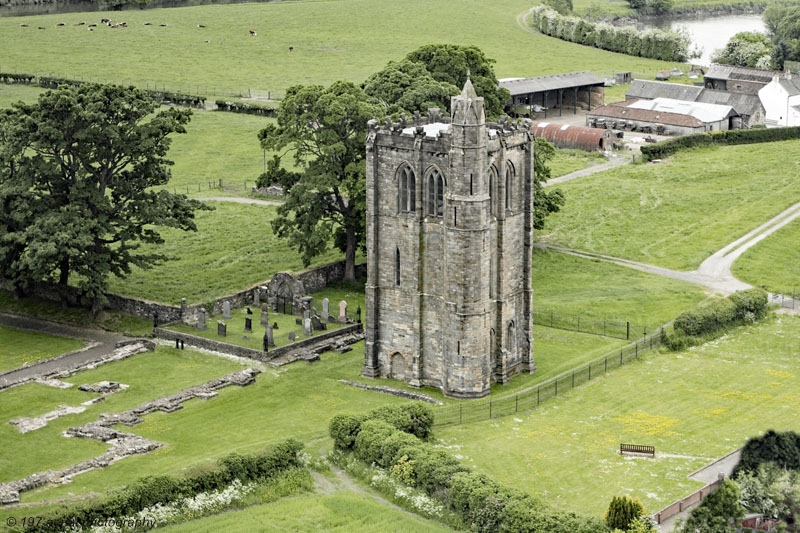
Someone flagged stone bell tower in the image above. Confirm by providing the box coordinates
[362,77,535,398]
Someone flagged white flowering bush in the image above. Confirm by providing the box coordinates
[370,467,444,519]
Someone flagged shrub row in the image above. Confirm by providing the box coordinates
[26,439,304,533]
[0,72,35,84]
[640,127,800,161]
[215,100,277,116]
[330,405,607,532]
[528,6,689,62]
[734,430,800,476]
[663,289,767,350]
[151,90,206,108]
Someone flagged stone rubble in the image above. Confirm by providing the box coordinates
[0,367,260,505]
[10,405,87,434]
[77,381,129,394]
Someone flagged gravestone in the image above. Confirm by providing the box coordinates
[321,298,330,321]
[288,331,296,342]
[181,298,187,316]
[295,317,302,326]
[253,289,260,306]
[217,321,226,337]
[303,309,310,321]
[304,317,312,337]
[338,300,347,322]
[244,317,252,333]
[311,315,326,331]
[222,301,232,320]
[260,303,269,326]
[197,308,208,331]
[265,324,275,347]
[272,321,279,330]
[356,305,362,323]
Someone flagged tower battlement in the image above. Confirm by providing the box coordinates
[363,81,535,399]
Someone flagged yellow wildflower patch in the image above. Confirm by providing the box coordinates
[766,369,795,379]
[614,412,679,437]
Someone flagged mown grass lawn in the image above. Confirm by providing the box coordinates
[0,0,682,99]
[537,141,800,271]
[437,314,800,518]
[0,327,84,373]
[162,490,452,532]
[548,148,607,178]
[103,201,348,305]
[732,217,800,296]
[533,247,708,327]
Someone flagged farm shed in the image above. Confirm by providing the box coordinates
[587,98,738,136]
[500,71,604,118]
[531,122,613,152]
[704,64,779,96]
[626,79,703,102]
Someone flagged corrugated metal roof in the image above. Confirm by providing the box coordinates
[588,104,704,127]
[626,80,703,101]
[499,71,604,96]
[705,64,778,84]
[531,122,611,151]
[695,89,764,117]
[627,97,735,123]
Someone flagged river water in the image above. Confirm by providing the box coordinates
[646,13,767,66]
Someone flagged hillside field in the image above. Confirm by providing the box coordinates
[0,327,83,373]
[732,217,800,296]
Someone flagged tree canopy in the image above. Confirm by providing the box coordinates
[0,84,207,312]
[532,138,566,230]
[762,3,800,69]
[681,479,744,533]
[259,81,381,281]
[712,31,773,69]
[362,59,460,117]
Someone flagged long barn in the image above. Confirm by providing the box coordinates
[531,122,614,152]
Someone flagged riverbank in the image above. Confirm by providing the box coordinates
[572,0,770,23]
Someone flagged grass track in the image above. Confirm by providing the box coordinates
[0,0,681,98]
[437,314,800,517]
[537,142,800,271]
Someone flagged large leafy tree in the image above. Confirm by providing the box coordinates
[763,4,800,69]
[259,81,381,282]
[363,59,460,117]
[0,84,207,312]
[712,31,773,69]
[681,479,745,533]
[532,138,566,230]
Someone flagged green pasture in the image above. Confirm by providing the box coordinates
[548,148,607,178]
[732,217,800,296]
[533,247,708,326]
[0,326,83,373]
[0,0,681,98]
[163,490,451,532]
[166,308,347,351]
[104,201,348,305]
[0,83,43,107]
[536,141,800,271]
[438,314,800,517]
[569,0,768,19]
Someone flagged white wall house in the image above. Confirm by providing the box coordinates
[759,75,800,127]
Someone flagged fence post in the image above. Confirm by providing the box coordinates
[515,394,518,412]
[605,357,608,373]
[589,365,591,380]
[636,342,638,358]
[244,181,247,191]
[626,321,630,340]
[489,399,492,419]
[603,320,606,336]
[572,371,575,388]
[550,310,554,327]
[620,351,623,366]
[537,386,540,405]
[459,405,462,424]
[555,380,558,396]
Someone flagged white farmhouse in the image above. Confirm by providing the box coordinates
[759,74,800,126]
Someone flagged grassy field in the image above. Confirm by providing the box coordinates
[732,217,800,296]
[437,314,800,517]
[0,0,682,99]
[167,308,347,350]
[0,326,84,373]
[103,201,347,305]
[163,491,452,532]
[548,148,607,178]
[570,0,768,19]
[533,247,708,326]
[536,141,800,271]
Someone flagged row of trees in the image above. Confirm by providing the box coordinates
[260,44,564,281]
[0,84,207,313]
[529,6,690,62]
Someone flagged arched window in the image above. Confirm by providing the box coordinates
[488,165,497,215]
[395,247,401,286]
[397,166,416,213]
[507,321,516,354]
[505,162,515,211]
[427,174,435,216]
[436,175,444,217]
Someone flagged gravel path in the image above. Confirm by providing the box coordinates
[544,154,631,187]
[197,196,281,206]
[0,312,129,389]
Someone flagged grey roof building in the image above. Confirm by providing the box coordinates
[499,71,605,118]
[626,79,703,101]
[704,64,780,95]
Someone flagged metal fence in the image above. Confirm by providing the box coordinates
[771,291,799,310]
[433,330,663,428]
[533,309,652,340]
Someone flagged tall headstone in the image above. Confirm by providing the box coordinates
[303,309,310,322]
[338,300,347,322]
[197,308,208,331]
[356,305,362,324]
[321,298,330,321]
[288,331,296,342]
[304,317,312,337]
[217,321,226,337]
[253,289,260,307]
[260,303,269,326]
[244,317,253,333]
[181,298,187,317]
[265,324,275,347]
[222,301,232,320]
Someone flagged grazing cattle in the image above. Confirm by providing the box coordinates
[88,27,94,31]
[73,21,85,26]
[56,22,65,26]
[144,22,152,25]
[289,46,294,52]
[88,23,97,27]
[37,26,45,30]
[101,18,110,23]
[120,22,127,27]
[204,40,210,43]
[249,29,256,36]
[198,24,206,28]
[159,23,168,27]
[20,23,28,27]
[111,24,119,28]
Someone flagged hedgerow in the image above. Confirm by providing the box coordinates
[215,100,277,116]
[640,127,800,161]
[528,6,689,62]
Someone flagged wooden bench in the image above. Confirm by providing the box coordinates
[620,443,655,457]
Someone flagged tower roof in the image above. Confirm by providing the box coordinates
[451,74,485,125]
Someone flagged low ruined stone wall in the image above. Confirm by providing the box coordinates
[296,261,367,294]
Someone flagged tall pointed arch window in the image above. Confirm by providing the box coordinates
[488,165,498,215]
[395,247,401,286]
[505,161,515,211]
[426,168,445,218]
[397,165,415,213]
[436,175,445,217]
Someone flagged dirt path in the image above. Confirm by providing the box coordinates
[197,196,281,206]
[544,154,631,187]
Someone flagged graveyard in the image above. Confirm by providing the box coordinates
[1,0,800,530]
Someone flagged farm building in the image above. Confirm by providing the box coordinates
[704,64,779,96]
[500,71,604,118]
[531,122,614,152]
[626,80,765,127]
[586,98,738,136]
[759,73,800,126]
